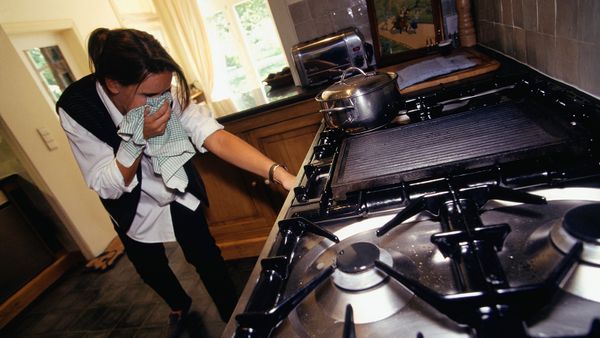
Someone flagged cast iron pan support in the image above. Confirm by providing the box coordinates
[235,266,335,338]
[235,218,338,337]
[374,243,593,338]
[376,182,547,237]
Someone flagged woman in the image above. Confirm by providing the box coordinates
[56,28,296,336]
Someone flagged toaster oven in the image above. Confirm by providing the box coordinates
[292,27,372,87]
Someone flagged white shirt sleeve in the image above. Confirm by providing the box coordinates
[58,107,138,199]
[175,100,224,153]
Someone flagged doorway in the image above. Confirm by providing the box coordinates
[9,28,85,106]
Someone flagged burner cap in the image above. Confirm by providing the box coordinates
[337,242,380,273]
[563,203,600,244]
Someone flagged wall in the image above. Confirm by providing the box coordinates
[287,0,372,43]
[269,0,373,86]
[0,0,120,37]
[473,0,600,98]
[0,0,122,259]
[0,128,24,180]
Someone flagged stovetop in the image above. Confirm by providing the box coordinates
[279,188,600,338]
[228,63,600,338]
[289,72,600,223]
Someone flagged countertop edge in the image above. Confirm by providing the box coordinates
[216,86,324,124]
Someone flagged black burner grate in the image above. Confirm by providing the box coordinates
[331,102,571,199]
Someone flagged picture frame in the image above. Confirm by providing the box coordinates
[367,0,444,67]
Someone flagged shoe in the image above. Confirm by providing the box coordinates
[166,309,188,338]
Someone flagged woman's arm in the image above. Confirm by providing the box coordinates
[203,130,297,191]
[177,99,296,190]
[58,108,138,198]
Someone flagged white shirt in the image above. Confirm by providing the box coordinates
[58,81,223,243]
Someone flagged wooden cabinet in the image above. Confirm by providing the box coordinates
[192,99,323,260]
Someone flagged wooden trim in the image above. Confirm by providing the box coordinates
[223,99,321,134]
[0,251,83,329]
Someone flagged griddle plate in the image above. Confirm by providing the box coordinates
[331,102,569,199]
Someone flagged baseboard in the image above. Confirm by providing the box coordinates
[0,251,83,328]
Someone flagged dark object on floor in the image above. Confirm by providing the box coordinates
[85,236,124,271]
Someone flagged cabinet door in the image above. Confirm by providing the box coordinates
[246,110,322,209]
[192,153,276,260]
[194,99,322,260]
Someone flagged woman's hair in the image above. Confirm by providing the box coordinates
[87,28,189,108]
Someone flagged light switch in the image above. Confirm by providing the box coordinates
[37,127,59,151]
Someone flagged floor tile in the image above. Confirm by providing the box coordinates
[68,307,109,331]
[94,305,130,330]
[114,303,153,328]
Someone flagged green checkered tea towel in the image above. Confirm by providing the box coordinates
[117,92,195,192]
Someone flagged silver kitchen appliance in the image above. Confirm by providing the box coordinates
[292,27,372,87]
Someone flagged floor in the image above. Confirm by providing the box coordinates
[1,243,257,338]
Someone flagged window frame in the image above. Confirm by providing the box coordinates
[199,0,288,95]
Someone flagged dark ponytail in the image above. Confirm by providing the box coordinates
[86,27,190,109]
[87,28,110,74]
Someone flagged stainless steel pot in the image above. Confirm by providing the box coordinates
[316,67,402,134]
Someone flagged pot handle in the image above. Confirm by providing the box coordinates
[319,106,352,113]
[320,101,354,128]
[319,99,355,113]
[340,66,376,83]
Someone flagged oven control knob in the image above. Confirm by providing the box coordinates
[294,186,309,203]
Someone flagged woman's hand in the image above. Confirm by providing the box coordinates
[143,101,171,139]
[273,166,297,191]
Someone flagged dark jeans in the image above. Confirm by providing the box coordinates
[117,202,237,322]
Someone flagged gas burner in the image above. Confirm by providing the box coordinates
[551,203,600,265]
[332,242,393,291]
[283,215,466,334]
[315,268,411,324]
[305,238,413,325]
[546,203,600,303]
[563,204,600,244]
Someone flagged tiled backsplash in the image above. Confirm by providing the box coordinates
[473,0,600,97]
[288,0,372,44]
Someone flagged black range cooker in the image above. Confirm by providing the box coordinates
[224,52,600,338]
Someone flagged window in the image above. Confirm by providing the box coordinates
[25,46,75,102]
[198,0,288,110]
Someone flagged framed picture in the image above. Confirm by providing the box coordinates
[367,0,444,67]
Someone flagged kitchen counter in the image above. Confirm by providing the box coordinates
[216,84,325,124]
[218,46,500,125]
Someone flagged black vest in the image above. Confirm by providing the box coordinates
[56,74,208,233]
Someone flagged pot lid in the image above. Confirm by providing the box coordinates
[318,68,398,100]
